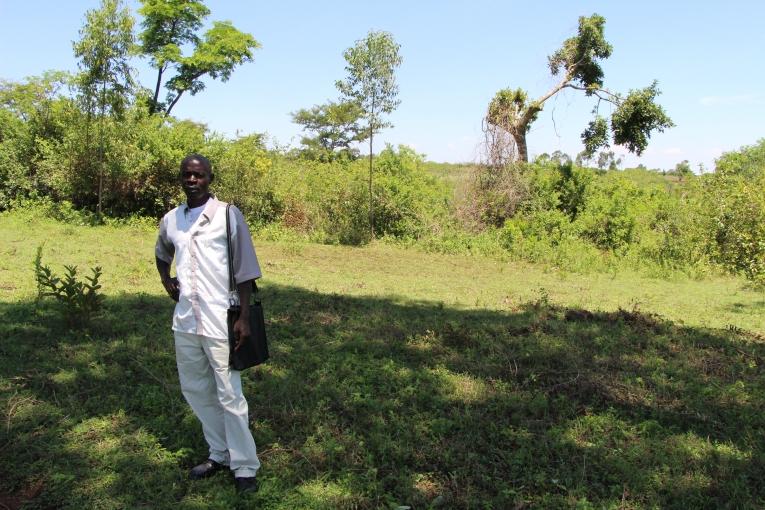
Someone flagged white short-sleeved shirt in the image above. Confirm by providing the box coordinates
[155,198,262,339]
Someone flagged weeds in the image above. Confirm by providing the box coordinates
[33,246,103,326]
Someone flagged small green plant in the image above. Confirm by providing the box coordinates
[34,246,103,325]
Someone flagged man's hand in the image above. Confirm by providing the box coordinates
[233,315,251,351]
[156,257,179,302]
[162,276,180,302]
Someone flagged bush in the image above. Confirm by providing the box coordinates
[371,145,450,240]
[211,134,282,226]
[574,176,641,252]
[552,162,593,219]
[34,246,104,326]
[639,194,710,271]
[264,145,450,245]
[704,171,765,283]
[458,163,531,228]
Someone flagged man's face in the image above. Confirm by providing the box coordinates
[180,159,212,201]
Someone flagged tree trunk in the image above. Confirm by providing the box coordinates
[165,89,185,116]
[97,79,107,218]
[151,66,164,114]
[512,131,529,163]
[368,128,374,240]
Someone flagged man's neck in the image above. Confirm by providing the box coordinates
[187,193,211,209]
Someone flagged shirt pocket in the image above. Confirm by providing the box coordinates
[194,230,228,254]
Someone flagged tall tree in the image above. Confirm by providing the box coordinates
[336,30,402,237]
[291,100,364,161]
[138,0,209,114]
[73,0,135,216]
[485,14,673,163]
[138,0,260,115]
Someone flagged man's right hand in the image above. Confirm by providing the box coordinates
[162,277,180,302]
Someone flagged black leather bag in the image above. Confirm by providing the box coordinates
[226,204,269,370]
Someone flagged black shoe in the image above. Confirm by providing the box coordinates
[235,476,259,494]
[189,459,224,480]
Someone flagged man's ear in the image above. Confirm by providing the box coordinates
[208,172,215,183]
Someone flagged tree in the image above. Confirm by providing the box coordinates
[291,100,364,161]
[0,72,72,205]
[74,0,135,118]
[551,150,572,166]
[137,0,209,113]
[336,30,402,238]
[673,159,692,180]
[485,14,673,163]
[73,0,135,216]
[597,150,622,170]
[138,0,260,115]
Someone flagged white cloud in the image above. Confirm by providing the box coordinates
[699,94,763,106]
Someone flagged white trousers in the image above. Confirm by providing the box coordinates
[174,331,260,478]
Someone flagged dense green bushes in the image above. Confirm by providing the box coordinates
[256,144,450,244]
[702,156,765,283]
[3,72,765,284]
[454,141,765,282]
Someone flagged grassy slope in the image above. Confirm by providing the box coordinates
[1,213,765,508]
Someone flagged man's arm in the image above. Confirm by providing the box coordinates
[156,256,180,302]
[232,279,253,351]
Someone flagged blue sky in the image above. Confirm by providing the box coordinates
[1,1,763,170]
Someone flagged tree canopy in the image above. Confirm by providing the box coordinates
[138,0,259,115]
[291,100,364,161]
[74,0,135,119]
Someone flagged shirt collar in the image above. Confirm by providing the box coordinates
[182,196,220,225]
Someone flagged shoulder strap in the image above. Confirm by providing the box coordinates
[225,204,236,293]
[226,203,259,301]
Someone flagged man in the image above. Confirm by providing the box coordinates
[155,154,261,494]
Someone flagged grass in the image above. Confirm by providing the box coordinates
[2,212,765,508]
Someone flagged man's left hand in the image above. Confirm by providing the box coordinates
[233,316,251,351]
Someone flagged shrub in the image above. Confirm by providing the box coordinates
[371,145,450,240]
[574,177,641,252]
[704,172,765,283]
[34,246,104,326]
[639,194,711,270]
[458,163,531,228]
[553,162,593,219]
[212,134,282,226]
[266,145,450,245]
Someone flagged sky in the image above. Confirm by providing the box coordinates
[1,1,763,170]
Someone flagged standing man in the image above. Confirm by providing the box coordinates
[155,154,261,494]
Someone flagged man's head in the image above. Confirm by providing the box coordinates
[179,154,214,204]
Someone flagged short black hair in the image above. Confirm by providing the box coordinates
[180,154,213,177]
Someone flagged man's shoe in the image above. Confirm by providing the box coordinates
[235,476,259,494]
[189,459,224,480]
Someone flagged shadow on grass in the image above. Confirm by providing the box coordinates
[726,300,765,313]
[1,285,765,509]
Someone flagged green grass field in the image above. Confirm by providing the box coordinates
[2,212,765,508]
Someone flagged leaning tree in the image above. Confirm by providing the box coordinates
[485,14,673,165]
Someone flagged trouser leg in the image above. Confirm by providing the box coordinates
[202,336,261,478]
[174,331,229,465]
